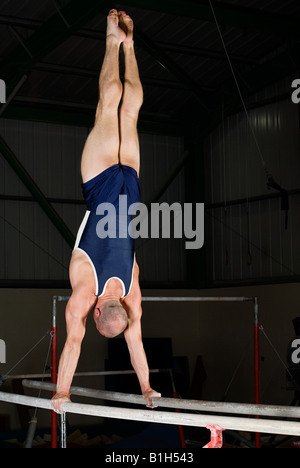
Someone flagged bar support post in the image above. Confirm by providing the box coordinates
[60,413,67,448]
[51,297,57,448]
[254,297,261,448]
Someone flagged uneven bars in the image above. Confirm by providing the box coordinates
[22,379,300,420]
[0,390,299,437]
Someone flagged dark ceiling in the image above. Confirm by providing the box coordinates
[1,0,300,138]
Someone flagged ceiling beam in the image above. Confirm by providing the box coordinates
[2,102,184,136]
[0,14,259,65]
[32,61,213,92]
[0,0,112,99]
[119,0,300,37]
[1,2,214,120]
[90,3,213,111]
[132,26,212,111]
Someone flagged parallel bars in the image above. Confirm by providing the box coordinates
[0,388,300,439]
[51,295,260,447]
[23,379,300,420]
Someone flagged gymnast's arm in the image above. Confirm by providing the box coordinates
[123,307,161,408]
[51,298,88,414]
[123,263,161,408]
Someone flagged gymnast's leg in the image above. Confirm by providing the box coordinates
[118,11,143,176]
[80,8,125,183]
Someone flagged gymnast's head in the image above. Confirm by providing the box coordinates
[93,300,128,338]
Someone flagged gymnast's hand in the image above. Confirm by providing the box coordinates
[51,392,71,414]
[143,389,161,409]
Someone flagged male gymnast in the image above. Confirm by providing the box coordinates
[51,9,161,413]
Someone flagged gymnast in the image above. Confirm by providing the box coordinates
[51,9,161,413]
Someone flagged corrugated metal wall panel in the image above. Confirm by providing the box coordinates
[0,118,87,282]
[137,133,186,284]
[0,119,186,284]
[204,97,300,283]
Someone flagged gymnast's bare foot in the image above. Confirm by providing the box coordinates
[118,11,134,45]
[106,8,126,44]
